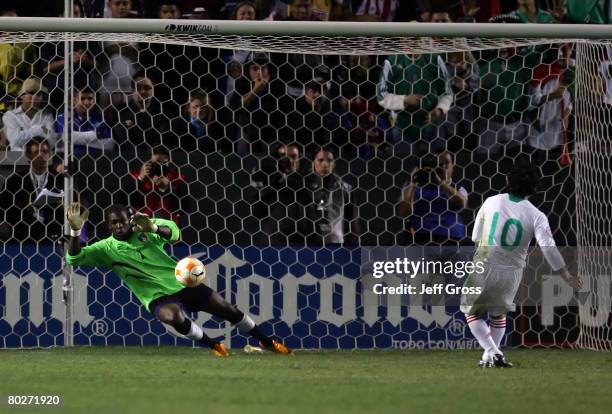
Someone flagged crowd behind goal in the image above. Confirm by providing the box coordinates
[0,0,610,248]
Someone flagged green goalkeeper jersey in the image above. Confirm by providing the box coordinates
[66,218,185,311]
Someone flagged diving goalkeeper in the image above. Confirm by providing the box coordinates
[65,202,292,356]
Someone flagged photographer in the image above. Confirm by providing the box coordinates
[299,147,360,246]
[249,142,305,245]
[129,146,189,226]
[397,151,467,245]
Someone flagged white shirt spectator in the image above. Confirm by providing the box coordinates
[528,64,572,150]
[2,106,56,151]
[352,0,398,21]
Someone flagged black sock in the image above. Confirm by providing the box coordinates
[198,335,218,349]
[249,325,273,347]
[175,318,191,336]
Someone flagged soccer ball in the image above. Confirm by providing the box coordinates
[175,257,206,287]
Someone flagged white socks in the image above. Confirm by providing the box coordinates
[489,316,506,349]
[466,314,501,356]
[234,314,256,332]
[186,321,204,341]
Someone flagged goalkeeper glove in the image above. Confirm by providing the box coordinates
[66,203,89,236]
[130,212,158,233]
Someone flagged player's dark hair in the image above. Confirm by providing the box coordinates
[506,161,541,198]
[105,204,131,221]
[25,136,50,157]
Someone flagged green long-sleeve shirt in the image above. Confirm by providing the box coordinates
[66,218,184,310]
[377,53,453,134]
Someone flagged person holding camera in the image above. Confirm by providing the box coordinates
[248,142,305,245]
[397,151,467,245]
[129,146,189,226]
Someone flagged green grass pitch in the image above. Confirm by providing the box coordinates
[1,347,611,414]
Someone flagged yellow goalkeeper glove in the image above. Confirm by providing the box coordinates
[130,212,158,233]
[66,202,89,231]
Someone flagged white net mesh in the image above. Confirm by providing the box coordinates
[0,31,575,55]
[573,42,612,351]
[0,28,610,350]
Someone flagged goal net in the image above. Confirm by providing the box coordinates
[0,19,610,350]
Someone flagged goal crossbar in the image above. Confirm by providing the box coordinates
[1,17,612,39]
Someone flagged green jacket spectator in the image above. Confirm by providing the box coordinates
[377,53,453,142]
[566,0,611,24]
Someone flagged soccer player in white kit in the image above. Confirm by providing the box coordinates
[462,162,582,368]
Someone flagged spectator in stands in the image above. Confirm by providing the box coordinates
[335,94,394,159]
[272,0,332,98]
[299,147,359,245]
[0,3,37,111]
[223,3,261,106]
[154,1,181,18]
[526,45,573,162]
[249,142,306,245]
[494,0,555,23]
[455,0,481,22]
[139,0,217,117]
[229,52,284,154]
[231,1,257,19]
[54,87,114,155]
[112,72,170,153]
[377,51,453,155]
[71,0,85,17]
[397,151,467,245]
[441,51,479,150]
[309,0,336,20]
[563,0,610,24]
[129,146,190,225]
[285,81,342,155]
[40,1,98,110]
[476,37,542,156]
[2,78,57,151]
[168,89,226,152]
[282,0,316,20]
[0,136,65,243]
[348,0,399,21]
[41,36,102,111]
[182,1,224,18]
[430,9,451,22]
[99,0,140,110]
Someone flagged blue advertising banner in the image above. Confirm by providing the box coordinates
[0,245,478,349]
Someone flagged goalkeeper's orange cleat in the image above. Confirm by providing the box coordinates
[261,340,293,355]
[211,343,230,357]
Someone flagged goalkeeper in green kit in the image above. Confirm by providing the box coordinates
[65,203,292,356]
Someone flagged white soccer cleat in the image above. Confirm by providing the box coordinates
[477,352,494,368]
